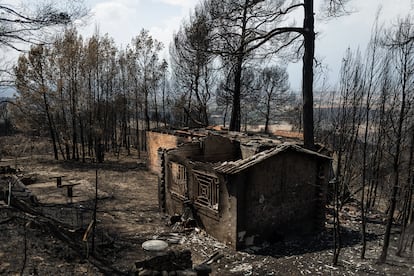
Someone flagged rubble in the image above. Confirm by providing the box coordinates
[0,175,38,204]
[0,165,17,174]
[135,249,208,275]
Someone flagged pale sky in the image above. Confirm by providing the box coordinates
[79,0,414,91]
[1,0,414,96]
[80,0,198,58]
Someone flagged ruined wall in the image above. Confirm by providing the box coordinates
[238,151,329,244]
[240,144,257,159]
[202,135,241,162]
[190,165,238,248]
[146,131,191,174]
[164,152,238,248]
[163,144,202,216]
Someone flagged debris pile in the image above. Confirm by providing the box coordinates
[136,249,212,275]
[0,165,17,174]
[0,174,38,204]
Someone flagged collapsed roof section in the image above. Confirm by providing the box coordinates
[214,143,332,175]
[150,128,330,174]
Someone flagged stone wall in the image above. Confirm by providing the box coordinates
[146,131,191,174]
[237,151,329,246]
[164,153,238,248]
[202,135,240,162]
[158,132,330,250]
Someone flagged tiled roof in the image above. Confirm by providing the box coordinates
[213,143,331,175]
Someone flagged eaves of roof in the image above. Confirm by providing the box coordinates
[213,143,331,175]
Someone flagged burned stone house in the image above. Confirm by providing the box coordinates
[147,130,331,249]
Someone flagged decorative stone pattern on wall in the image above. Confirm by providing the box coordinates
[193,170,220,211]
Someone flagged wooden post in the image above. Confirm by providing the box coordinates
[8,181,12,207]
[67,185,73,197]
[57,176,62,188]
[92,169,98,254]
[50,176,65,188]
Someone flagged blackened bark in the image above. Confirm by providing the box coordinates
[264,96,271,134]
[360,119,368,259]
[36,50,59,160]
[144,85,150,131]
[378,53,408,264]
[71,89,78,161]
[162,76,167,127]
[80,120,85,163]
[333,177,342,265]
[396,126,414,256]
[302,0,315,149]
[229,57,242,131]
[43,92,59,160]
[229,0,248,132]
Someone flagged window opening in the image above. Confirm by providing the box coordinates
[169,162,187,197]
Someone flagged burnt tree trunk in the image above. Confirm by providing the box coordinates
[229,56,242,132]
[302,0,315,149]
[264,95,271,134]
[80,120,85,163]
[378,62,407,264]
[229,0,248,132]
[43,92,59,160]
[38,59,58,160]
[144,84,150,131]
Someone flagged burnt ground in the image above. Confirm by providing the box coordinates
[1,135,414,275]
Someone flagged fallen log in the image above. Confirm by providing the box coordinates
[0,217,15,225]
[135,249,192,271]
[9,196,127,275]
[200,251,224,265]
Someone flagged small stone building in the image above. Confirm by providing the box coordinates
[150,130,331,249]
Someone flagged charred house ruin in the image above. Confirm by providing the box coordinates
[147,129,331,249]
